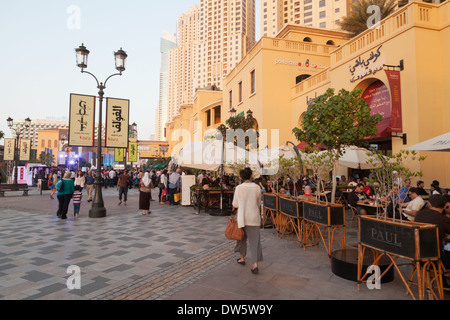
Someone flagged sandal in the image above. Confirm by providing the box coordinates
[237,259,246,266]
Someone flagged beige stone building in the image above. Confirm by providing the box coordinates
[260,0,352,37]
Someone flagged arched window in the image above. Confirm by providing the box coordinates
[326,40,335,45]
[48,140,52,148]
[303,37,312,42]
[41,140,45,148]
[54,140,58,148]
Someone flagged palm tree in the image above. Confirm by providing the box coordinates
[338,0,397,37]
[0,131,4,140]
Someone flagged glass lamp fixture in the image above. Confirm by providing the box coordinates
[75,43,90,69]
[114,48,128,73]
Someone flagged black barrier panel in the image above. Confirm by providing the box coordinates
[303,202,328,225]
[279,197,298,218]
[263,194,277,210]
[360,218,439,260]
[329,206,345,226]
[419,228,439,259]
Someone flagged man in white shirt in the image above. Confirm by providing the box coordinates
[400,188,425,222]
[197,170,206,186]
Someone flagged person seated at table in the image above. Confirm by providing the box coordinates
[399,188,426,222]
[431,181,443,195]
[303,186,313,197]
[415,195,450,270]
[348,178,358,187]
[385,185,405,218]
[362,177,374,197]
[444,195,450,218]
[416,180,429,196]
[265,180,275,194]
[279,187,290,196]
[400,179,412,203]
[340,176,347,185]
[348,183,370,216]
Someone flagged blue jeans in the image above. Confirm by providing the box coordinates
[73,203,80,216]
[119,186,128,202]
[168,188,177,205]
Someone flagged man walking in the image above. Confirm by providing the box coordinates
[117,170,132,206]
[85,170,95,202]
[168,169,182,205]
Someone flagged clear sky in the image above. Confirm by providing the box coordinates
[0,1,261,141]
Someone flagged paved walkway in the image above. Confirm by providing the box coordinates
[0,187,448,301]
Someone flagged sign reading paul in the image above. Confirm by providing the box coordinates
[69,94,96,147]
[106,98,130,148]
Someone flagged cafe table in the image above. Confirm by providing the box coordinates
[359,201,385,216]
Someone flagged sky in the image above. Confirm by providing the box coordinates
[0,1,261,142]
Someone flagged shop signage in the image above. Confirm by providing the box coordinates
[69,94,96,147]
[350,45,385,83]
[385,70,403,133]
[275,59,327,70]
[106,98,130,148]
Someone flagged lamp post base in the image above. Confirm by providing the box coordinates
[89,206,107,219]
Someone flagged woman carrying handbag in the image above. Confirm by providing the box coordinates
[232,168,263,275]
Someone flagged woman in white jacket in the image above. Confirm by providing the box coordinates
[232,168,263,274]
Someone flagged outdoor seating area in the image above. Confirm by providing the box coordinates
[262,191,449,300]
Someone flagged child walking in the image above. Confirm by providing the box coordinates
[73,185,82,219]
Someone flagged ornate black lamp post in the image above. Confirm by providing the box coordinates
[75,43,128,219]
[6,117,31,185]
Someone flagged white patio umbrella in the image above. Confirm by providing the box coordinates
[333,146,383,170]
[176,140,261,177]
[404,132,450,152]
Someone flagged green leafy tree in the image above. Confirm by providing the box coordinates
[39,153,55,167]
[338,0,397,37]
[217,110,259,151]
[0,130,4,140]
[293,88,382,203]
[366,150,426,221]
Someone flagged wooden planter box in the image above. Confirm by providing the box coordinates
[358,216,444,300]
[262,193,278,229]
[278,196,303,241]
[302,201,346,258]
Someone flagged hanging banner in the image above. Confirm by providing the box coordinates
[128,141,138,162]
[385,70,403,133]
[3,139,15,161]
[114,148,124,162]
[69,94,96,147]
[106,98,130,148]
[19,139,31,161]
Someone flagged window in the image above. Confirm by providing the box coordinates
[214,106,221,124]
[229,90,233,107]
[206,110,211,127]
[238,81,243,102]
[250,70,256,94]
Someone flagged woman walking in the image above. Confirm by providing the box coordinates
[56,172,75,220]
[75,171,85,192]
[159,169,168,204]
[139,172,153,215]
[232,168,263,275]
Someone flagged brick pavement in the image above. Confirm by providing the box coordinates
[0,187,448,301]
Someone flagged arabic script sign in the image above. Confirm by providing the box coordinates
[106,98,130,148]
[350,45,385,83]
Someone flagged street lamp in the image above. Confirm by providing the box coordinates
[75,43,128,219]
[6,117,32,185]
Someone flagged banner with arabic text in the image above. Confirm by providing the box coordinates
[69,94,96,147]
[19,139,31,161]
[106,98,130,148]
[128,142,138,162]
[114,148,124,162]
[3,139,15,161]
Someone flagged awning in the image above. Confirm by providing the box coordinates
[404,132,450,152]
